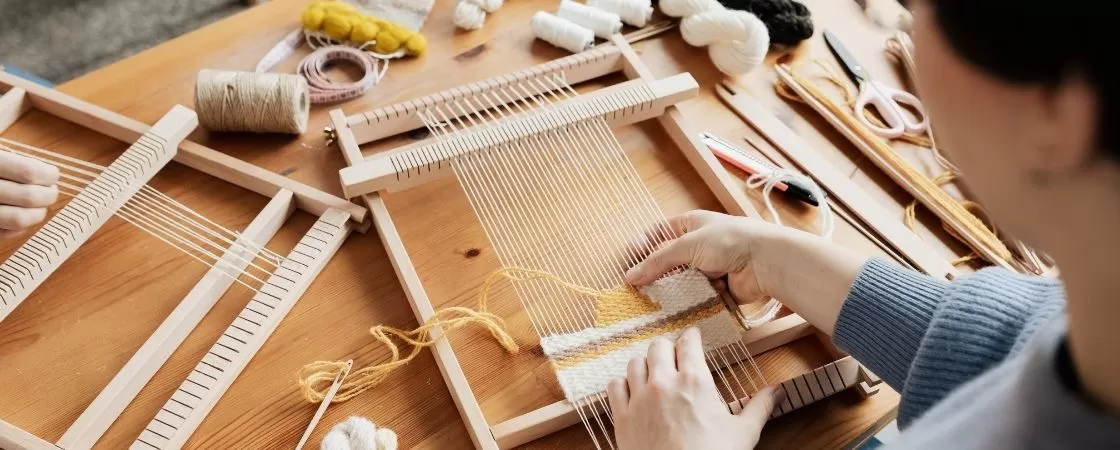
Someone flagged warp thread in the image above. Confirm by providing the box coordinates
[660,0,770,76]
[321,417,398,450]
[454,0,504,30]
[718,0,813,46]
[532,11,596,53]
[297,267,672,403]
[297,45,389,104]
[558,0,623,39]
[589,0,654,27]
[194,69,310,134]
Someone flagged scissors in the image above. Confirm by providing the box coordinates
[824,30,927,139]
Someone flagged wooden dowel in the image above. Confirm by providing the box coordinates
[774,66,1013,269]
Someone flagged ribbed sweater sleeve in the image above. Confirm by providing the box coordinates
[832,258,1066,426]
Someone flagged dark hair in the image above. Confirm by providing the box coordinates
[926,0,1116,155]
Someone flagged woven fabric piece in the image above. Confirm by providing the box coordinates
[540,270,742,401]
[350,0,435,31]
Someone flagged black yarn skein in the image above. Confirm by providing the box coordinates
[719,0,814,46]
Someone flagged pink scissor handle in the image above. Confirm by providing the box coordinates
[854,80,928,139]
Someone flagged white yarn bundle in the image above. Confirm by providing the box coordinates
[453,0,504,30]
[588,0,653,27]
[557,0,622,39]
[660,0,770,76]
[321,417,398,450]
[532,11,595,53]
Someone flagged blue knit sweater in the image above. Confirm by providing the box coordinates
[833,259,1120,448]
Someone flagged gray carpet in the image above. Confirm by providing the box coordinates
[0,0,248,83]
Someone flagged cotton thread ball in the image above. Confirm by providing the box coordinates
[660,0,770,76]
[321,417,398,450]
[454,0,504,30]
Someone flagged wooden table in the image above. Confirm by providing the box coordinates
[0,0,963,448]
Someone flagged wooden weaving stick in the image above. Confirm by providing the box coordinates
[330,36,887,449]
[0,74,366,449]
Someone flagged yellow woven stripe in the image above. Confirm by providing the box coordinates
[551,301,727,370]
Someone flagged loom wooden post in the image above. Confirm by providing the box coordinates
[0,72,368,224]
[715,83,957,280]
[490,313,814,448]
[609,35,762,219]
[56,189,297,449]
[0,86,30,134]
[0,419,55,450]
[366,193,499,450]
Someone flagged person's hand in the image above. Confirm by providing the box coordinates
[625,210,798,305]
[607,327,785,450]
[624,210,865,336]
[0,152,59,238]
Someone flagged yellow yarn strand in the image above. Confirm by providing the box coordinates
[299,267,657,403]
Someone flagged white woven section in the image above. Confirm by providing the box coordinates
[540,270,743,401]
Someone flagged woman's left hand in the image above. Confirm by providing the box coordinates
[607,327,785,450]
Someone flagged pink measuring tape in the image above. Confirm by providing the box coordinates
[256,29,391,105]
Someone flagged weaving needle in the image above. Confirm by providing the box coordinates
[295,360,353,450]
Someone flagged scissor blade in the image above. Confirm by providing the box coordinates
[824,30,869,84]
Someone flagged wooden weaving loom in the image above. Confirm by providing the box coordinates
[0,72,367,450]
[331,36,885,449]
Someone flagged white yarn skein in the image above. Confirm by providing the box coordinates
[532,12,595,53]
[660,0,770,76]
[557,0,622,39]
[453,0,504,30]
[321,417,398,450]
[588,0,653,27]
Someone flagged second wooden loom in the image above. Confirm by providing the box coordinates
[0,71,367,450]
[331,36,894,449]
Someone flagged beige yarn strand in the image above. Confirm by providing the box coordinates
[195,69,310,134]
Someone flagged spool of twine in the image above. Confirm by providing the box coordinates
[194,69,310,134]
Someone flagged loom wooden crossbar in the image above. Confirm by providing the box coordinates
[0,72,365,450]
[330,36,880,449]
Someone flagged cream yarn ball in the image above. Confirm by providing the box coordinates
[321,417,398,450]
[660,0,770,76]
[453,0,504,30]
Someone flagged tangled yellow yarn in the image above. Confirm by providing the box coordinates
[300,0,427,56]
[298,267,659,403]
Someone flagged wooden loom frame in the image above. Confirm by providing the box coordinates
[331,36,893,449]
[0,71,368,450]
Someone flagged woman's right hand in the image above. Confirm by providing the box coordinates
[624,210,865,335]
[0,152,59,238]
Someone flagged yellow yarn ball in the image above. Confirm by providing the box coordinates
[319,0,356,14]
[301,6,326,30]
[373,31,402,54]
[350,19,379,43]
[403,34,427,56]
[388,25,411,43]
[321,12,354,41]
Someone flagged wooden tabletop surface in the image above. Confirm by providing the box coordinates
[0,0,965,448]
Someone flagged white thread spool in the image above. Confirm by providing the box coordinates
[557,0,622,39]
[587,0,653,27]
[454,0,504,30]
[194,69,309,134]
[660,0,770,76]
[532,12,595,53]
[321,417,398,450]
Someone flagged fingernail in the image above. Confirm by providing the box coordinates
[625,266,641,283]
[770,385,787,405]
